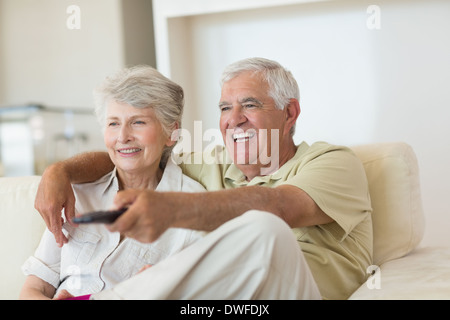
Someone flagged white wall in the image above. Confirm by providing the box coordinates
[0,0,156,175]
[154,0,450,246]
[0,0,128,175]
[0,0,125,109]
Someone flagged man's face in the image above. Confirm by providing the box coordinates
[219,71,287,174]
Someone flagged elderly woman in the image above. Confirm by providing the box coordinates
[19,65,205,300]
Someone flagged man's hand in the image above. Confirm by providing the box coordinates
[34,163,76,247]
[107,189,175,243]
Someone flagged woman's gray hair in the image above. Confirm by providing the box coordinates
[220,57,300,136]
[93,65,184,168]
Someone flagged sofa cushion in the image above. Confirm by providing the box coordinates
[0,175,45,300]
[349,246,450,299]
[351,142,425,266]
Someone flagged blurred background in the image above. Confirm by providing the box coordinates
[0,0,155,176]
[0,0,449,245]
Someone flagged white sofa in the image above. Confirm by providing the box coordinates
[349,143,450,299]
[1,142,449,300]
[0,175,45,300]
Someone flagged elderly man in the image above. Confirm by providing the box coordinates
[35,57,372,300]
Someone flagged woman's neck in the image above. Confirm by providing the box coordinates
[117,166,163,190]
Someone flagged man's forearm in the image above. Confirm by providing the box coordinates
[55,151,113,184]
[173,185,332,231]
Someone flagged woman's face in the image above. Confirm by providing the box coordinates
[104,100,173,175]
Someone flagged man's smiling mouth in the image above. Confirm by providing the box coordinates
[232,131,256,143]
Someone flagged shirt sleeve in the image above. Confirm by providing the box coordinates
[281,144,372,241]
[180,173,207,193]
[21,228,62,288]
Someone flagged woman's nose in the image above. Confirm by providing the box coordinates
[118,125,132,143]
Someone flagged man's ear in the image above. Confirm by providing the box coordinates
[167,122,180,147]
[284,99,300,135]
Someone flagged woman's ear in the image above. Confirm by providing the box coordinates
[284,99,300,135]
[167,122,180,147]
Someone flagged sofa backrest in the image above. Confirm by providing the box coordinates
[351,142,425,266]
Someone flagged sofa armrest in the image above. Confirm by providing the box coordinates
[0,176,45,299]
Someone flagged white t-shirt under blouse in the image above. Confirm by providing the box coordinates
[22,160,206,297]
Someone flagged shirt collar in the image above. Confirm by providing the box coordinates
[100,167,120,195]
[100,160,183,194]
[156,159,183,192]
[224,142,308,186]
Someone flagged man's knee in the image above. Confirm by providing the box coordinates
[239,210,295,243]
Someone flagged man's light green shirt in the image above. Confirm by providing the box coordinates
[178,141,373,300]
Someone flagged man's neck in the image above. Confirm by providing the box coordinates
[239,141,297,181]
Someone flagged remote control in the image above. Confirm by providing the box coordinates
[71,208,127,224]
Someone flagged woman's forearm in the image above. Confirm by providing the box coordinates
[19,276,55,300]
[19,288,52,300]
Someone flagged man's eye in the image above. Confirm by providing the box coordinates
[220,106,231,112]
[134,120,145,125]
[108,122,118,127]
[243,104,257,109]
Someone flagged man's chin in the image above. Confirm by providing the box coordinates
[227,143,258,165]
[231,152,257,165]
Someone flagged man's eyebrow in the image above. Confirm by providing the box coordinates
[218,97,263,109]
[240,97,263,105]
[218,101,230,109]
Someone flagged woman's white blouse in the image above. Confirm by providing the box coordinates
[22,160,206,297]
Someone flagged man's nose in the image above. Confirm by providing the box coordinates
[228,106,247,127]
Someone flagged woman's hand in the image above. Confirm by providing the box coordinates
[53,289,74,300]
[138,264,153,274]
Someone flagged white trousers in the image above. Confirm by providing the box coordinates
[91,210,321,300]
